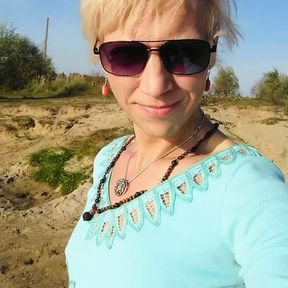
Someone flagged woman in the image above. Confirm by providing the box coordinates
[65,0,288,287]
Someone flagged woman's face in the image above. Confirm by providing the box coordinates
[104,1,213,139]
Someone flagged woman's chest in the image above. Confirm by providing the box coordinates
[65,189,240,288]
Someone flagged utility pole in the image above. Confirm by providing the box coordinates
[44,17,49,59]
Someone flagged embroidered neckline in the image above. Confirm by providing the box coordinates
[85,137,260,249]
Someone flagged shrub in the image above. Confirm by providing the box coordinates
[212,66,240,98]
[252,69,288,104]
[0,24,56,90]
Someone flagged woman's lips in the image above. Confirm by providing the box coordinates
[139,102,180,117]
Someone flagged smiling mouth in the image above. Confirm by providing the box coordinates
[139,102,180,116]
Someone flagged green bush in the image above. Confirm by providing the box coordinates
[252,69,288,104]
[0,24,56,90]
[212,66,241,98]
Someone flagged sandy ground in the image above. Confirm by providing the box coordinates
[0,101,287,288]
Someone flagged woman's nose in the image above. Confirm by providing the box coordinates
[139,52,174,97]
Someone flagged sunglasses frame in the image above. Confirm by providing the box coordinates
[93,37,218,76]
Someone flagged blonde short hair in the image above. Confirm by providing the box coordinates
[80,0,240,58]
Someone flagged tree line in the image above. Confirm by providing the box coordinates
[210,66,288,104]
[0,24,56,90]
[1,24,288,104]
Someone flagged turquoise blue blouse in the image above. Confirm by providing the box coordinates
[65,136,288,288]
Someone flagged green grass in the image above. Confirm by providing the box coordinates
[29,148,88,195]
[0,76,115,100]
[28,126,133,195]
[28,80,89,98]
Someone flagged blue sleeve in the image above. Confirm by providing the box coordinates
[221,157,288,288]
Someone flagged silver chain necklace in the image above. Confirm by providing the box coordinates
[114,113,205,196]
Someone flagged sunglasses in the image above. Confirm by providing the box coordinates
[93,39,217,76]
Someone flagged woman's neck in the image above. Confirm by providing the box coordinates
[130,110,207,170]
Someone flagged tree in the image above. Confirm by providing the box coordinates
[252,68,288,104]
[212,66,240,98]
[0,24,56,90]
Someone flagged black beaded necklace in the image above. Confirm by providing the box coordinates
[83,123,219,221]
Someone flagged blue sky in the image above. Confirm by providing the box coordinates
[1,0,288,96]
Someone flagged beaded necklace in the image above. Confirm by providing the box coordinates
[114,113,205,196]
[83,123,219,221]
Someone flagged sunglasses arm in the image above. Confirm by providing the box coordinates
[210,36,219,53]
[93,42,100,55]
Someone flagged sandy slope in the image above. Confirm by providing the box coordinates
[0,102,287,288]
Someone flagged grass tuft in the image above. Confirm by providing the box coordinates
[29,148,87,194]
[28,127,133,195]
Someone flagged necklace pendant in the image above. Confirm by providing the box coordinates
[115,179,129,196]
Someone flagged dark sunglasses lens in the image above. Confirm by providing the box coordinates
[99,42,148,76]
[161,40,210,75]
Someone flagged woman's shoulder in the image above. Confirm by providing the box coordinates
[220,148,288,286]
[191,141,286,193]
[219,143,288,211]
[201,140,282,176]
[223,143,285,183]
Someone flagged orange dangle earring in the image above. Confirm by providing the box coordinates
[102,77,109,97]
[205,70,211,92]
